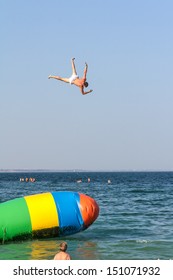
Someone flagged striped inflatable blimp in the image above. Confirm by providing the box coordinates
[0,191,99,243]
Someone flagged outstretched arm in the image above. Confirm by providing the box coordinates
[81,62,93,94]
[83,63,88,79]
[80,87,93,95]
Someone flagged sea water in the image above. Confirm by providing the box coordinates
[0,171,173,260]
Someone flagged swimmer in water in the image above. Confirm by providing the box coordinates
[53,241,71,260]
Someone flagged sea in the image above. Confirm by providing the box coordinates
[0,171,173,260]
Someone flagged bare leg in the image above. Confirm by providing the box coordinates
[48,75,69,83]
[48,58,77,83]
[71,58,77,75]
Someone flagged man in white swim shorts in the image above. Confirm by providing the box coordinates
[69,73,79,84]
[48,58,93,95]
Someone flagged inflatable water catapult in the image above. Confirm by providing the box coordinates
[0,191,99,243]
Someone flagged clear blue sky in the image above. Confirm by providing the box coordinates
[1,0,173,171]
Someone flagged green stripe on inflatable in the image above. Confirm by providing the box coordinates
[0,197,32,242]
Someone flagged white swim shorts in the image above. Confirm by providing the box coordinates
[69,74,79,84]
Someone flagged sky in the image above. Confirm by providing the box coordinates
[1,0,173,171]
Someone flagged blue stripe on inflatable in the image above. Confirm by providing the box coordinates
[52,192,84,236]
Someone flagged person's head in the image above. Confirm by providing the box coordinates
[84,81,88,87]
[59,242,67,252]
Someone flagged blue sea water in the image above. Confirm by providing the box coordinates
[0,171,173,260]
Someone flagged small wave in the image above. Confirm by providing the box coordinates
[136,239,151,244]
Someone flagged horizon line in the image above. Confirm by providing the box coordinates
[0,169,173,173]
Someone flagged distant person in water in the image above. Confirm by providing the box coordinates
[48,58,93,95]
[53,242,71,260]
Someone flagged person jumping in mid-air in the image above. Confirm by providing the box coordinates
[48,58,93,95]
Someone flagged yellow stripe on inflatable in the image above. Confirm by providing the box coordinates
[24,193,59,231]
